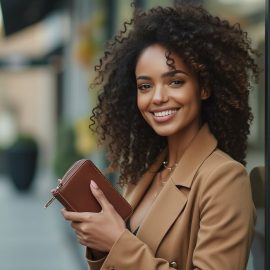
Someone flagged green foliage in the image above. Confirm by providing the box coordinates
[9,134,38,150]
[53,123,84,178]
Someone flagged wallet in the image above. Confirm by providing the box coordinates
[44,159,133,221]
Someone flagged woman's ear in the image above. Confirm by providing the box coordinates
[200,88,210,100]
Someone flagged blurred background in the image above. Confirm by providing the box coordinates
[0,0,265,269]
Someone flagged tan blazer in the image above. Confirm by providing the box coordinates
[87,124,255,270]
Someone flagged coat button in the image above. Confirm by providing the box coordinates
[169,261,178,269]
[108,266,116,270]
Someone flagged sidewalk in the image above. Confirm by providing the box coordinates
[0,172,87,270]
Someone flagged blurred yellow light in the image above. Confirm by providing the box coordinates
[74,117,97,156]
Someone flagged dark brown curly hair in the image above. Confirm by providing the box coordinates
[90,3,259,186]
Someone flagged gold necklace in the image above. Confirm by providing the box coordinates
[153,161,178,198]
[162,161,178,172]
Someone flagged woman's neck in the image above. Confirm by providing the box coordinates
[166,122,202,166]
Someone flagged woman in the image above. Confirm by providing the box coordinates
[62,3,258,270]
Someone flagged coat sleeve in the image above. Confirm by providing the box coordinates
[86,180,180,270]
[193,161,256,270]
[86,229,179,270]
[86,161,255,270]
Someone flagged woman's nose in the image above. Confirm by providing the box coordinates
[152,85,168,104]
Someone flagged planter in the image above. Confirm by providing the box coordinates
[6,135,38,192]
[6,148,38,191]
[0,150,7,174]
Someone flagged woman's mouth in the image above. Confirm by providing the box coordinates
[151,108,180,123]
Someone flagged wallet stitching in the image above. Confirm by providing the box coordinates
[62,160,86,189]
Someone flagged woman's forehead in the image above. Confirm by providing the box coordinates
[135,44,190,75]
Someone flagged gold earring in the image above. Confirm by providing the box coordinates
[201,89,210,100]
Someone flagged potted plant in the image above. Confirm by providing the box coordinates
[6,134,38,191]
[0,146,7,174]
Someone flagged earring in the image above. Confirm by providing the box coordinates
[201,89,210,100]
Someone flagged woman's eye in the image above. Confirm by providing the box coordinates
[170,80,184,87]
[137,84,151,91]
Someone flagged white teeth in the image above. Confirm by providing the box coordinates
[154,109,177,117]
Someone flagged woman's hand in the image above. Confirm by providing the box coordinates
[61,180,126,252]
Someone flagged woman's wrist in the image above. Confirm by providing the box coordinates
[90,249,108,260]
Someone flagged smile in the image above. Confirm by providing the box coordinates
[151,108,180,123]
[153,109,178,117]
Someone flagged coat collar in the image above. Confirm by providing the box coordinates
[125,124,218,255]
[170,123,217,187]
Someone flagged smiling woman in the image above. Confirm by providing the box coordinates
[135,44,209,139]
[61,2,259,270]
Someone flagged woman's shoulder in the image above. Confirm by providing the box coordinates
[197,148,250,194]
[195,148,254,221]
[201,148,247,175]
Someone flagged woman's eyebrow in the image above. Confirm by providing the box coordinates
[136,70,189,81]
[136,75,151,81]
[161,70,189,78]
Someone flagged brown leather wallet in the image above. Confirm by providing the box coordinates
[44,159,133,221]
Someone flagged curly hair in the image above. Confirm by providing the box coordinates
[90,3,259,186]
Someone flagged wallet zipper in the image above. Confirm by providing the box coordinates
[44,182,63,208]
[44,160,83,209]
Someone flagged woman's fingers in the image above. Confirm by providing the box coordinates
[61,209,94,222]
[76,233,87,246]
[61,182,125,251]
[72,222,94,246]
[90,180,114,211]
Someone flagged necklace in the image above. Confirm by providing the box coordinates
[153,162,178,199]
[162,160,178,172]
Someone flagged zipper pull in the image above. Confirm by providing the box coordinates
[44,196,56,208]
[44,181,63,208]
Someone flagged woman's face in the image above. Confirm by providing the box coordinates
[135,44,208,138]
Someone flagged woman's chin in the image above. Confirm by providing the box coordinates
[151,127,177,137]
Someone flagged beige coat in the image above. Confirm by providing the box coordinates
[87,124,255,270]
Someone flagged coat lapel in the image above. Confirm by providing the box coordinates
[126,124,218,255]
[136,178,187,254]
[170,124,217,187]
[124,149,167,210]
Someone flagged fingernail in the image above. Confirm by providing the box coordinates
[90,180,98,189]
